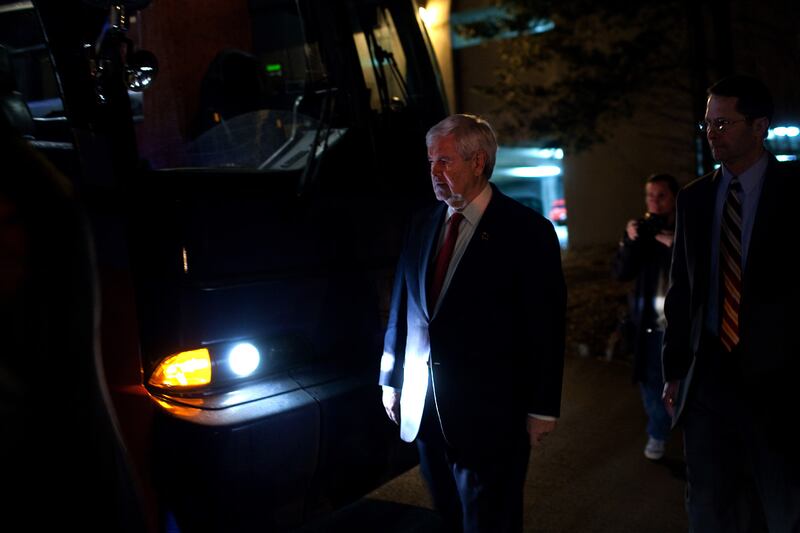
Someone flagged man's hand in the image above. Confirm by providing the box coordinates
[662,380,679,417]
[655,230,675,248]
[527,417,556,447]
[382,387,401,425]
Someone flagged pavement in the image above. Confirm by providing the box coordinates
[295,354,688,533]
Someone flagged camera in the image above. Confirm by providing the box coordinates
[636,212,667,240]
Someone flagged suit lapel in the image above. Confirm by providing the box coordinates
[439,185,504,308]
[419,203,447,319]
[458,185,503,267]
[692,171,718,300]
[743,156,779,296]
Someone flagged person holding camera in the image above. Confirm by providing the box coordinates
[612,173,678,460]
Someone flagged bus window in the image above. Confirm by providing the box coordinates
[352,6,409,112]
[129,1,338,171]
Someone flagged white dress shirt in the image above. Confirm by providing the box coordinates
[430,183,492,315]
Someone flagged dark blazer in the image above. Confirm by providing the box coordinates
[663,155,800,430]
[380,184,566,457]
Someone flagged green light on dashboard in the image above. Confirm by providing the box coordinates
[266,63,282,74]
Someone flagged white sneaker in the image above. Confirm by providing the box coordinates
[644,437,665,460]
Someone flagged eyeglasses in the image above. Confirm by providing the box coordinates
[698,118,747,134]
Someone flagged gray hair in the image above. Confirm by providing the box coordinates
[426,114,498,180]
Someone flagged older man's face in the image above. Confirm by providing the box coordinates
[427,134,486,209]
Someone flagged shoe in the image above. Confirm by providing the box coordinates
[644,437,665,460]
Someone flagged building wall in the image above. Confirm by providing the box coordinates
[562,113,695,249]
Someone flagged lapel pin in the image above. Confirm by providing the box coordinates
[481,231,490,241]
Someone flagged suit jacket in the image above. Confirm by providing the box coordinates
[663,155,800,427]
[380,184,566,457]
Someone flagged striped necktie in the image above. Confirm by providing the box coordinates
[719,177,743,352]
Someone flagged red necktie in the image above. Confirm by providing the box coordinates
[428,212,464,311]
[719,177,743,352]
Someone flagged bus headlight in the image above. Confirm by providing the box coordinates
[228,342,260,377]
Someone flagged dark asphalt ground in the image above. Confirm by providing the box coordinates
[296,354,688,533]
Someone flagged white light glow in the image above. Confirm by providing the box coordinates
[776,154,797,161]
[517,148,564,160]
[507,165,562,178]
[419,6,429,24]
[419,6,436,27]
[380,352,396,373]
[419,2,446,27]
[768,125,800,138]
[229,343,260,377]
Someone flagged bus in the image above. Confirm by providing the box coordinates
[1,0,448,529]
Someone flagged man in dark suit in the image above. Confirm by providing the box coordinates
[662,75,800,532]
[379,114,566,532]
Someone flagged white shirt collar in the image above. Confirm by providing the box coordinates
[447,182,492,227]
[721,151,768,194]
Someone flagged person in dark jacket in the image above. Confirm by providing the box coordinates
[0,118,147,532]
[612,173,678,460]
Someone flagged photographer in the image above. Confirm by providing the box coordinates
[612,173,678,461]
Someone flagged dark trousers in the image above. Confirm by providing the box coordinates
[682,336,800,533]
[416,384,530,533]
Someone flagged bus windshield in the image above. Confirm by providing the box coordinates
[132,1,331,170]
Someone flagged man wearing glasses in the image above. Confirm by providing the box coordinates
[662,75,800,531]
